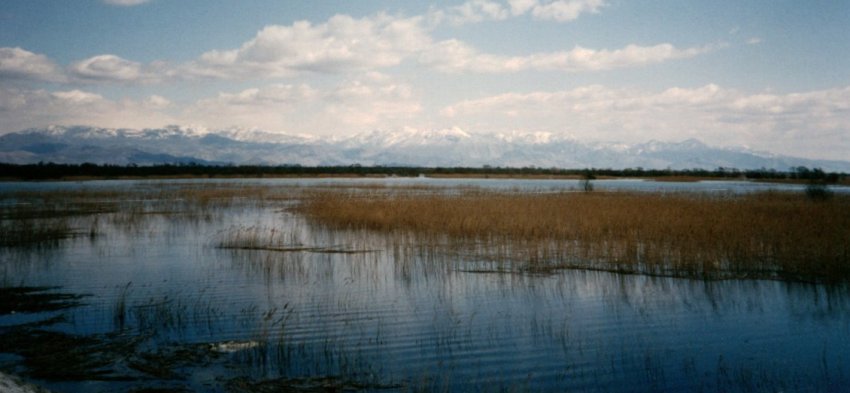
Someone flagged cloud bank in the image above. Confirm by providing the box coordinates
[441,84,850,160]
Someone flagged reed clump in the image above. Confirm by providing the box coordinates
[299,189,850,282]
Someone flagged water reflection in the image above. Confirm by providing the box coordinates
[0,181,848,392]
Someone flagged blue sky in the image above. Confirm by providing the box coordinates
[1,0,848,160]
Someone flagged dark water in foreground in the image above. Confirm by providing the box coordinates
[1,179,849,392]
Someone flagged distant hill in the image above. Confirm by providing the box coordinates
[2,125,848,172]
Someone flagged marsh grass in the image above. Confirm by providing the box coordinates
[299,189,850,282]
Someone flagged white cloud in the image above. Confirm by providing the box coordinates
[187,14,431,79]
[0,88,174,132]
[746,37,763,45]
[183,83,319,133]
[530,0,606,22]
[180,10,710,79]
[0,47,65,83]
[144,95,171,109]
[193,84,316,109]
[432,0,511,25]
[440,85,850,160]
[69,55,149,82]
[421,41,717,73]
[184,76,421,134]
[325,76,422,128]
[508,0,538,15]
[102,0,151,6]
[433,0,605,25]
[50,89,105,104]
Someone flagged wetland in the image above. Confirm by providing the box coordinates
[1,177,849,392]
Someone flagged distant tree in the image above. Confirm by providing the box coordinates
[581,169,595,192]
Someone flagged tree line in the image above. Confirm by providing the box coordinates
[0,162,845,182]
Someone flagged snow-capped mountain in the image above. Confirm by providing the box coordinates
[2,126,849,172]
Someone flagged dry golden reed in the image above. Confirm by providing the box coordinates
[300,189,850,281]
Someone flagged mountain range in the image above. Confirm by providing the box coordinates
[1,125,848,172]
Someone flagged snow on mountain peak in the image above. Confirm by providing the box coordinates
[495,131,556,144]
[351,127,472,147]
[418,127,471,142]
[5,125,850,171]
[211,127,316,144]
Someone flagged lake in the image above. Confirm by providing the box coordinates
[1,178,849,392]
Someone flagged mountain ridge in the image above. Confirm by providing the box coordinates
[1,126,848,172]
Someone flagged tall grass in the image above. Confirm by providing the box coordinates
[299,189,850,282]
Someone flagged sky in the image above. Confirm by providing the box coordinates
[1,0,848,160]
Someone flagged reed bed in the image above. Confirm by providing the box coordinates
[299,189,850,282]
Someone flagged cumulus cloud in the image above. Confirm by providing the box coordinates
[0,87,174,132]
[102,0,152,6]
[176,10,712,79]
[421,41,717,73]
[187,14,431,79]
[0,47,65,83]
[440,85,850,160]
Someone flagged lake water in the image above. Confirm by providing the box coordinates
[1,178,849,392]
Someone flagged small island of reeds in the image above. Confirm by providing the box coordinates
[299,188,850,282]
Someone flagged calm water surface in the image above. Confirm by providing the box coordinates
[1,179,848,392]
